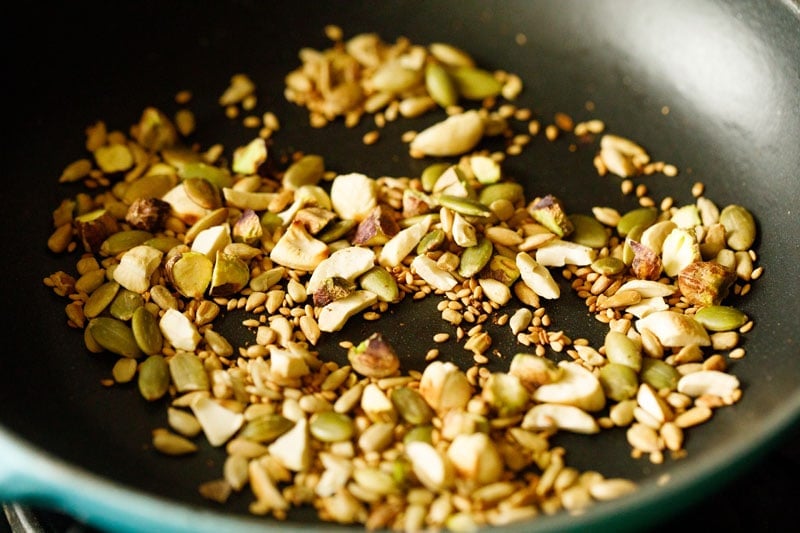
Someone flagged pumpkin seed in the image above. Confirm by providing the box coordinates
[604,330,642,371]
[100,230,154,257]
[694,305,748,332]
[283,154,324,190]
[138,355,170,401]
[449,66,502,100]
[639,358,681,391]
[168,351,209,392]
[617,207,658,238]
[591,256,625,276]
[239,414,295,443]
[599,364,639,401]
[425,62,459,108]
[109,289,144,321]
[436,194,491,218]
[131,306,163,355]
[478,182,524,206]
[84,280,121,318]
[391,387,434,425]
[569,214,608,248]
[458,238,493,278]
[416,228,446,254]
[86,317,143,358]
[183,177,222,210]
[179,161,233,189]
[309,411,355,442]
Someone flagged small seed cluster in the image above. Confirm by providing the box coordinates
[42,28,762,532]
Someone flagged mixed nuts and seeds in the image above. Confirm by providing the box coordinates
[44,28,762,531]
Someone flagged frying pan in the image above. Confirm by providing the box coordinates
[1,0,799,531]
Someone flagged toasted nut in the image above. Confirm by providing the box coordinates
[522,403,600,434]
[410,110,485,157]
[719,204,756,251]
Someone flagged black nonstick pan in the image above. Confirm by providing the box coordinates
[2,1,799,532]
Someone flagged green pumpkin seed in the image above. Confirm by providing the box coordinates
[569,214,609,249]
[421,162,451,192]
[719,205,756,251]
[110,289,144,321]
[478,182,524,206]
[458,238,493,278]
[437,194,492,217]
[309,411,355,442]
[283,154,324,190]
[353,467,398,496]
[122,173,177,204]
[391,387,435,425]
[183,177,222,210]
[168,352,209,392]
[599,363,639,402]
[87,317,143,358]
[100,230,154,257]
[74,269,107,295]
[403,425,434,446]
[604,330,642,371]
[591,256,625,276]
[84,280,121,318]
[449,66,502,100]
[144,236,183,253]
[639,358,681,391]
[357,421,396,453]
[239,414,295,443]
[425,62,459,108]
[138,355,170,401]
[132,306,163,355]
[598,363,639,402]
[617,207,658,238]
[179,161,233,189]
[694,305,748,332]
[84,326,104,353]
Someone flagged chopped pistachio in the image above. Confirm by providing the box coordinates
[348,333,400,378]
[528,195,573,238]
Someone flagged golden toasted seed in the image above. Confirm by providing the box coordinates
[674,406,713,428]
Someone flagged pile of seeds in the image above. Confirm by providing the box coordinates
[43,29,761,531]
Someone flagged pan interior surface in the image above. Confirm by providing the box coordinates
[1,1,799,532]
